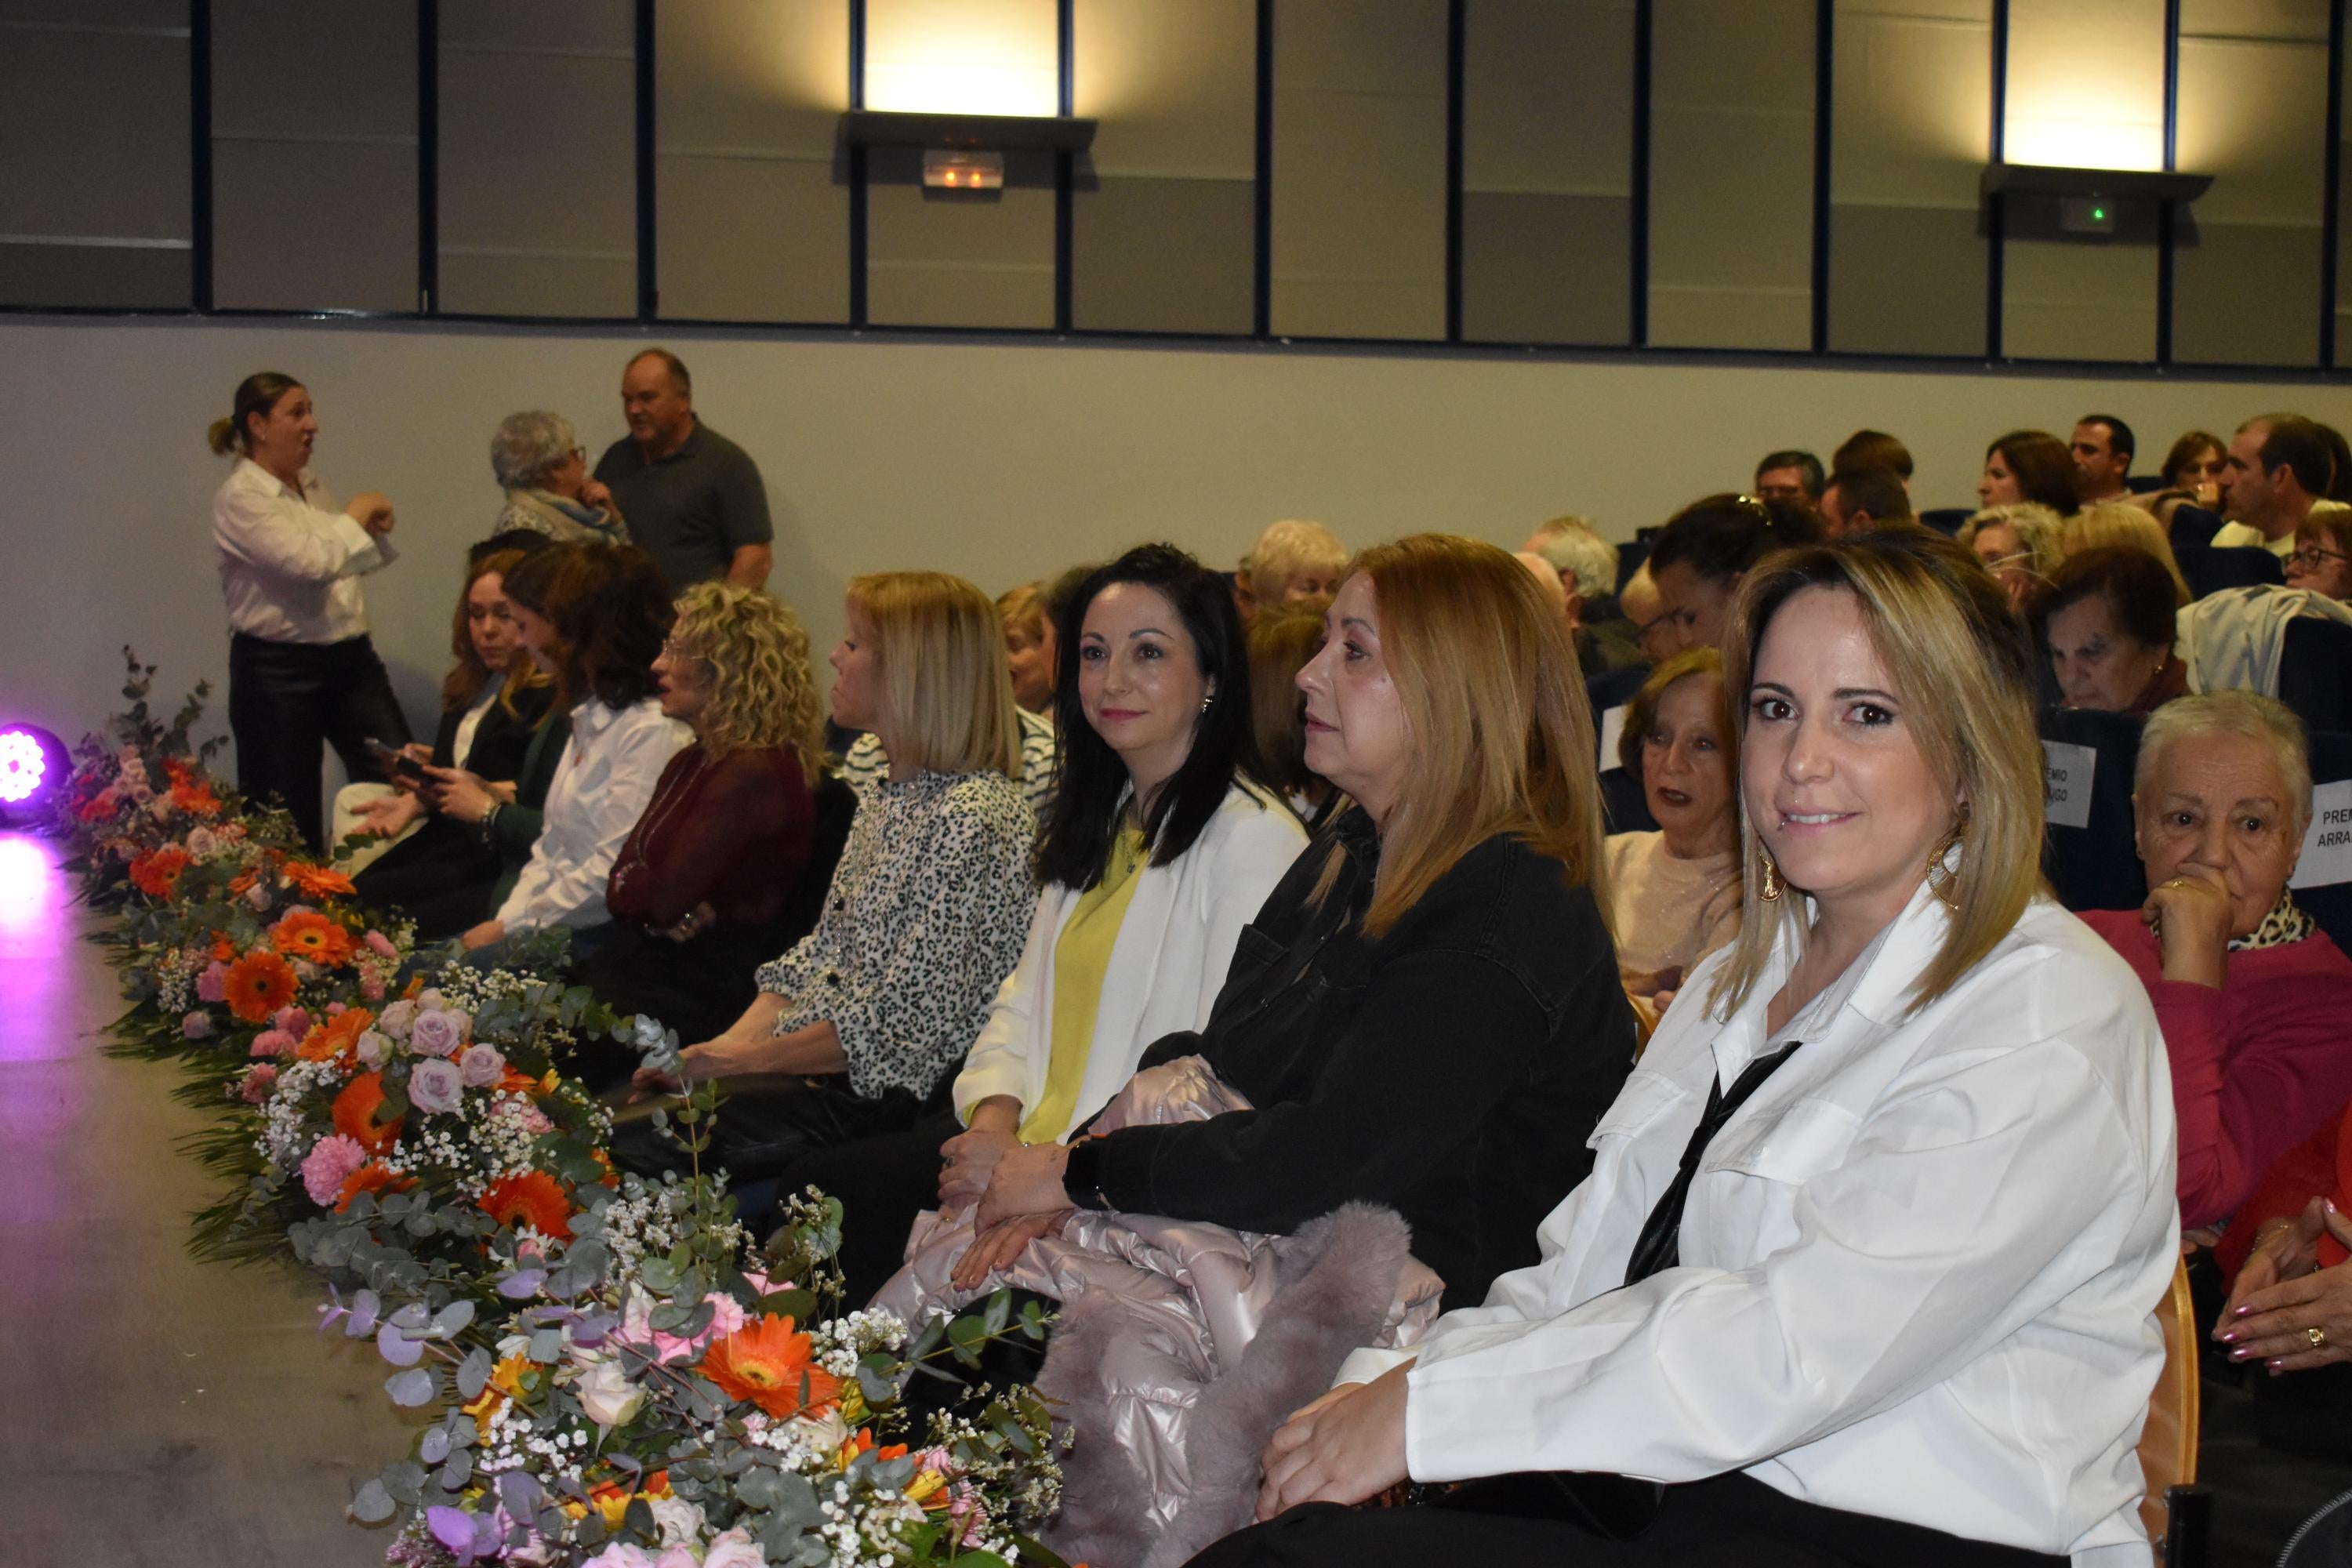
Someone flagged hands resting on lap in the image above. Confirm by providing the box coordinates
[1254,1364,1414,1520]
[2218,1197,2352,1373]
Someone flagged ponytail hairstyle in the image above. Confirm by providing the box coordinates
[208,372,303,456]
[1647,492,1827,590]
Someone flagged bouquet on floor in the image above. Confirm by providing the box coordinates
[335,1125,1065,1568]
[59,647,246,887]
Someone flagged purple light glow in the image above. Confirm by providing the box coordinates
[0,730,44,805]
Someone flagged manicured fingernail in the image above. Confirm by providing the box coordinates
[2331,1200,2342,1215]
[2236,1304,2256,1316]
[2270,1359,2286,1372]
[2230,1347,2254,1360]
[2217,1330,2238,1343]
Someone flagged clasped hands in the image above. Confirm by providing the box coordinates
[2216,1196,2352,1373]
[946,1138,1076,1291]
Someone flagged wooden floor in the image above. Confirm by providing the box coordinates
[0,833,388,1567]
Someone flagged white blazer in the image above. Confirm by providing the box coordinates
[952,781,1308,1142]
[1338,884,2179,1566]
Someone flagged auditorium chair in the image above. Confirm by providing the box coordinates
[2295,728,2352,955]
[1587,666,1659,835]
[2176,545,2283,601]
[1613,538,1653,596]
[2275,619,2352,737]
[2142,1258,2212,1566]
[1916,507,1972,536]
[2169,505,2227,557]
[2037,707,2149,913]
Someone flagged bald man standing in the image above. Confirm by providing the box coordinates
[593,347,774,590]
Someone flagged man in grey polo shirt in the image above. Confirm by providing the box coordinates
[593,348,774,590]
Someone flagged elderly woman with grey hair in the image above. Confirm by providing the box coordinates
[2081,691,2352,1232]
[490,410,629,544]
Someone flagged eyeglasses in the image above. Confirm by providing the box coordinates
[2291,545,2350,572]
[659,637,706,662]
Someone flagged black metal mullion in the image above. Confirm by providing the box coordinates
[1631,0,1653,347]
[635,0,656,321]
[418,0,438,315]
[2321,0,2344,367]
[848,0,868,328]
[2158,0,2180,365]
[1055,0,1075,334]
[1985,0,2007,360]
[1254,0,1274,339]
[190,0,213,313]
[1810,0,1831,354]
[1444,0,1465,343]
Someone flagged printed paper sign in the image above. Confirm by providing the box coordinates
[1598,704,1628,771]
[2041,740,2095,830]
[2293,779,2352,889]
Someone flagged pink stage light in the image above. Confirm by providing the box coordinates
[0,730,45,806]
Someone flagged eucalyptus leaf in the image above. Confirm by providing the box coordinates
[496,1471,543,1517]
[456,1347,493,1400]
[349,1479,397,1524]
[983,1288,1012,1335]
[436,1449,473,1489]
[432,1299,476,1337]
[419,1425,452,1465]
[387,1367,439,1406]
[529,1327,565,1363]
[376,1323,425,1367]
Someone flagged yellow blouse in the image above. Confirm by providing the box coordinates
[1023,825,1150,1144]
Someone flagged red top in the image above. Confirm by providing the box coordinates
[2214,1109,2350,1278]
[2082,907,2352,1230]
[605,743,815,931]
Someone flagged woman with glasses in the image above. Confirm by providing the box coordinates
[1957,503,2065,615]
[490,410,629,545]
[2285,503,2352,600]
[567,583,829,1083]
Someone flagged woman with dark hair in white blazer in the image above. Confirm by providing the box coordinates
[777,543,1308,1301]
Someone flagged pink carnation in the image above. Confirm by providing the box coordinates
[180,1011,213,1040]
[271,1006,311,1038]
[299,1134,366,1206]
[249,1030,295,1058]
[238,1064,278,1103]
[195,961,227,1003]
[364,930,397,958]
[358,971,386,1002]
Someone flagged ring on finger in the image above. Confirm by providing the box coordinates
[2310,1325,2330,1350]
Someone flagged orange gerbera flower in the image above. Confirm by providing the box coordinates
[128,848,191,898]
[221,949,299,1023]
[284,862,356,900]
[296,1006,376,1064]
[331,1071,402,1156]
[228,866,261,897]
[701,1315,842,1421]
[478,1171,575,1240]
[211,935,236,962]
[270,909,354,968]
[334,1161,414,1212]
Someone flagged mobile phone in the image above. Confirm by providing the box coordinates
[366,738,426,786]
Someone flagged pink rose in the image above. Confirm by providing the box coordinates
[238,1064,278,1104]
[365,930,397,958]
[701,1532,767,1568]
[583,1548,656,1568]
[326,1001,347,1017]
[520,1106,554,1135]
[408,1008,468,1058]
[272,1006,311,1039]
[652,1549,699,1568]
[377,998,418,1039]
[181,1011,213,1040]
[250,1030,296,1058]
[186,826,217,858]
[299,1134,366,1206]
[195,960,227,1003]
[356,1030,389,1070]
[408,1058,463,1116]
[459,1044,506,1087]
[244,883,271,912]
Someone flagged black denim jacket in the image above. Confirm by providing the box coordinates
[1086,805,1636,1309]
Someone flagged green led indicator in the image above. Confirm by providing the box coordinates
[2092,205,2107,221]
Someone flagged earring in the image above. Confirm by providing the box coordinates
[1200,692,1214,713]
[1757,849,1784,902]
[1925,816,1966,913]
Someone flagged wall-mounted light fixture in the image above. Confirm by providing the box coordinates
[844,108,1096,194]
[1980,163,2212,241]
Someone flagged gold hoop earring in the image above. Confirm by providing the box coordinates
[1926,818,1966,913]
[1757,850,1784,902]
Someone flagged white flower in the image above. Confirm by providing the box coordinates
[786,1406,850,1454]
[572,1352,647,1429]
[355,1030,389,1069]
[647,1494,706,1547]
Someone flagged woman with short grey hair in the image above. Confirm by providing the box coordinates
[2083,690,2352,1236]
[490,410,628,545]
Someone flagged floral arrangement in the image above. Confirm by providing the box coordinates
[51,657,1075,1568]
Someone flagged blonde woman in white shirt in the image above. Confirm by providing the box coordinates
[776,545,1308,1301]
[459,543,689,956]
[1226,528,2177,1568]
[209,372,407,851]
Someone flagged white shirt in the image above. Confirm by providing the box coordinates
[495,698,691,933]
[1337,885,2178,1566]
[953,781,1308,1142]
[212,458,396,643]
[449,675,503,770]
[2207,518,2297,558]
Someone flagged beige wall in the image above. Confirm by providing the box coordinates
[9,313,2351,764]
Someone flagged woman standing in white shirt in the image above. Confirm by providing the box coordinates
[209,372,408,851]
[459,543,689,955]
[777,544,1309,1301]
[1225,528,2179,1567]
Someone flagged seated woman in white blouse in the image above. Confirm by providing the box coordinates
[1605,647,1741,1017]
[622,571,1040,1180]
[775,543,1309,1299]
[1219,528,2179,1568]
[459,543,690,956]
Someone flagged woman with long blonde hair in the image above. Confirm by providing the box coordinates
[568,583,831,1080]
[622,571,1038,1178]
[1237,528,2175,1568]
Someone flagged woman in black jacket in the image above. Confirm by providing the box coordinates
[963,534,1636,1311]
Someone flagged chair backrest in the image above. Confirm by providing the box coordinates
[2170,503,2227,557]
[1613,537,1653,596]
[1587,665,1660,835]
[2177,544,2284,601]
[2136,1257,2201,1549]
[2037,706,2149,913]
[767,772,859,953]
[1917,506,1973,536]
[2277,619,2352,736]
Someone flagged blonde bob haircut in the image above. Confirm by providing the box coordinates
[847,571,1022,779]
[667,583,826,777]
[2063,501,2191,607]
[1332,534,1608,938]
[1708,526,2045,1018]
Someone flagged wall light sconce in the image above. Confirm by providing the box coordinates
[924,150,1004,190]
[1980,163,2212,239]
[844,109,1097,158]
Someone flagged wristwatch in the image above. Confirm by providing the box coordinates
[1061,1138,1110,1210]
[478,802,503,848]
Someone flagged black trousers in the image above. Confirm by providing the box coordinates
[608,1073,929,1185]
[766,1108,964,1305]
[228,633,410,851]
[1189,1472,2068,1568]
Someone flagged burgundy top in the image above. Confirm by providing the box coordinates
[605,744,815,931]
[2082,906,2352,1229]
